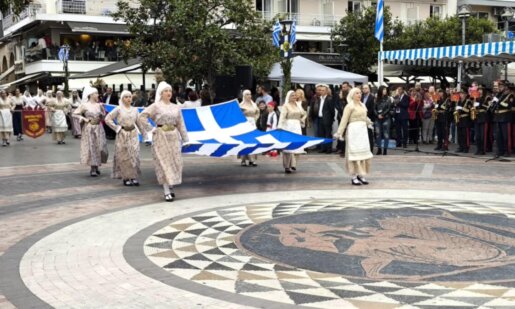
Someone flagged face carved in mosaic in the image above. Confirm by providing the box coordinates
[240,208,515,282]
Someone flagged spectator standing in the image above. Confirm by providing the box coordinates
[393,87,409,148]
[374,86,392,155]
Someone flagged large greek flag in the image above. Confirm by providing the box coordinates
[105,100,330,157]
[374,0,384,43]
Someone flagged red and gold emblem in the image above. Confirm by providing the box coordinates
[22,107,46,138]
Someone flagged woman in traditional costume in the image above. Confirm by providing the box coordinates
[47,91,71,144]
[11,88,25,141]
[105,90,144,186]
[139,81,190,202]
[73,86,108,177]
[70,90,82,138]
[334,87,373,185]
[278,90,307,173]
[0,90,14,146]
[239,89,260,166]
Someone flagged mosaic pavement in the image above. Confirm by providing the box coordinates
[144,197,515,309]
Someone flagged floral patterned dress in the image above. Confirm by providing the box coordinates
[105,106,143,179]
[73,102,108,166]
[140,101,189,185]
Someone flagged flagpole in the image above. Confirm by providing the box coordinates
[378,42,383,87]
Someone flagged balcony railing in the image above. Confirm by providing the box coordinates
[2,4,45,31]
[259,12,344,27]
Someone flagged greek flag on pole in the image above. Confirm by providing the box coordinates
[58,47,69,62]
[272,21,281,47]
[105,100,331,157]
[374,0,384,42]
[290,18,297,46]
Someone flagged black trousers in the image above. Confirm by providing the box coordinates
[318,119,332,152]
[13,110,23,136]
[457,126,470,151]
[436,120,448,149]
[474,122,486,153]
[395,118,408,147]
[494,121,510,156]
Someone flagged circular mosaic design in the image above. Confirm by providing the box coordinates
[238,208,515,283]
[144,198,515,308]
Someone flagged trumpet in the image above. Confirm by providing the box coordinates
[431,108,437,120]
[454,110,460,124]
[471,106,477,121]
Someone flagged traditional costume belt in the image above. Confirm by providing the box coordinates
[157,124,176,131]
[460,114,470,118]
[495,110,510,114]
[122,126,136,131]
[54,107,66,110]
[89,119,100,125]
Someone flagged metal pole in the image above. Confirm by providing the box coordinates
[457,17,466,91]
[505,18,509,81]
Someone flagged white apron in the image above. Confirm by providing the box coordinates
[52,110,68,132]
[346,121,373,161]
[0,109,13,132]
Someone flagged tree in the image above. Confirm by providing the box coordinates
[0,0,31,15]
[331,6,499,78]
[113,0,278,100]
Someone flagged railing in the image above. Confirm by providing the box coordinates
[259,11,344,27]
[2,4,44,31]
[25,46,122,63]
[56,0,118,16]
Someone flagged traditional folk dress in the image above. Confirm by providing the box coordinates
[336,102,373,175]
[70,97,82,137]
[278,102,307,169]
[11,95,24,136]
[48,98,71,142]
[239,101,260,163]
[0,97,14,141]
[139,101,189,185]
[73,102,109,166]
[105,105,143,180]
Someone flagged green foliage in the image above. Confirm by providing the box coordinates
[331,6,499,76]
[113,0,278,95]
[0,0,31,15]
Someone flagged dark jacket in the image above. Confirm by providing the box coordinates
[309,95,334,126]
[394,94,410,121]
[362,93,376,122]
[102,93,119,105]
[374,96,392,121]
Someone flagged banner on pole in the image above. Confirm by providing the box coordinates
[22,107,46,138]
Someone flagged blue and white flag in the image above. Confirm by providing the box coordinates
[272,20,281,47]
[290,18,297,46]
[58,47,69,62]
[374,0,384,42]
[105,100,330,157]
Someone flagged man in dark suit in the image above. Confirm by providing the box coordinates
[362,84,375,152]
[394,87,410,148]
[309,84,334,154]
[102,87,119,106]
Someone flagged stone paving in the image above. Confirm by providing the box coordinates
[0,135,514,308]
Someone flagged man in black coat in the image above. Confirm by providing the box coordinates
[362,84,376,152]
[309,84,334,154]
[102,87,119,106]
[394,87,410,148]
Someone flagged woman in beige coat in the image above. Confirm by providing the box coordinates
[278,90,307,173]
[239,89,260,166]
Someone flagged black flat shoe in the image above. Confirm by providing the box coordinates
[131,179,140,186]
[249,161,258,167]
[95,169,101,175]
[285,168,292,174]
[61,141,66,144]
[291,167,296,171]
[357,175,369,185]
[164,194,174,202]
[351,178,362,186]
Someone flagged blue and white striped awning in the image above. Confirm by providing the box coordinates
[382,41,515,68]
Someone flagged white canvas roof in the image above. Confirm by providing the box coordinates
[268,56,368,85]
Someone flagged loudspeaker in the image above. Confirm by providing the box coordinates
[215,75,237,102]
[235,65,253,91]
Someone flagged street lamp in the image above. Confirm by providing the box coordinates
[457,5,470,91]
[501,7,513,81]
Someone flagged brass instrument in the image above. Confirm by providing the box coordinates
[454,110,460,124]
[431,108,437,120]
[470,99,477,121]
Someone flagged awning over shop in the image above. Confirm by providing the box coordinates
[67,22,129,35]
[69,58,142,79]
[0,73,47,89]
[382,41,515,68]
[67,73,152,91]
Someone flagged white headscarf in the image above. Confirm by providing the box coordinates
[82,86,98,104]
[118,90,132,105]
[155,81,172,103]
[285,90,295,105]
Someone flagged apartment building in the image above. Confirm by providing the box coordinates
[457,0,514,32]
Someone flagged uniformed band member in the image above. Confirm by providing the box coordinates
[455,90,472,153]
[491,80,513,158]
[473,86,490,155]
[434,89,450,151]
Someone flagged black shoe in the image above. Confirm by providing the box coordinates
[90,171,97,177]
[95,168,101,175]
[357,175,369,185]
[285,168,292,174]
[249,161,258,167]
[61,141,65,144]
[164,194,174,202]
[5,141,9,145]
[123,179,133,186]
[351,178,362,186]
[376,149,382,155]
[291,167,296,171]
[131,179,140,186]
[383,149,387,155]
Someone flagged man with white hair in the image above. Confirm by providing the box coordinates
[309,84,334,153]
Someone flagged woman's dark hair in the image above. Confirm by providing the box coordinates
[376,86,388,102]
[188,91,198,101]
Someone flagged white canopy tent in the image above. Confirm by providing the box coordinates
[268,56,368,85]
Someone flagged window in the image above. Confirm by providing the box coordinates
[406,3,419,25]
[430,5,442,18]
[473,12,489,19]
[348,1,362,13]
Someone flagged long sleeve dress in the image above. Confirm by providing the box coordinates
[11,95,24,136]
[70,98,82,137]
[278,102,307,169]
[73,102,108,166]
[0,97,14,140]
[336,102,373,175]
[48,98,71,141]
[239,102,260,162]
[105,106,143,180]
[139,101,189,185]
